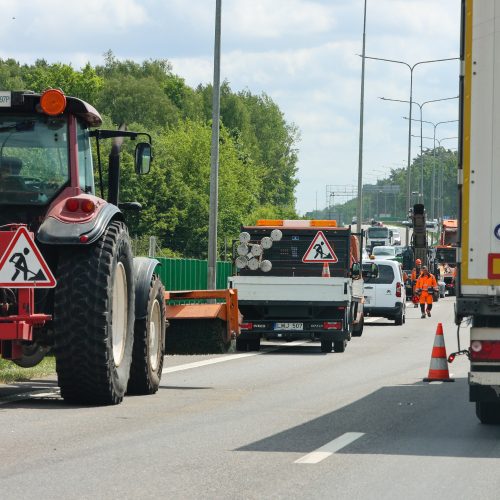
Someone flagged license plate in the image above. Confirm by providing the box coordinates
[0,91,11,107]
[274,322,303,331]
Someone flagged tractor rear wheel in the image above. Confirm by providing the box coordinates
[54,221,135,405]
[127,276,166,395]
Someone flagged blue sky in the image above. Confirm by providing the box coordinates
[0,0,461,214]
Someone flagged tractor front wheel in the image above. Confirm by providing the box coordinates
[54,221,135,405]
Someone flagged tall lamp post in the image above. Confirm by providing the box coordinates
[405,117,459,219]
[380,95,458,206]
[413,135,458,219]
[362,54,459,242]
[207,0,222,290]
[356,0,368,235]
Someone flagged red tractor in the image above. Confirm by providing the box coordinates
[0,89,166,405]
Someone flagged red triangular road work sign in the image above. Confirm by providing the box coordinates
[302,231,338,263]
[0,227,56,287]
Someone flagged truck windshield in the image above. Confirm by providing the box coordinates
[0,114,69,205]
[367,227,389,238]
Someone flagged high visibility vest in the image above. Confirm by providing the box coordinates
[416,273,437,292]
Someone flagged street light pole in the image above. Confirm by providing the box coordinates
[380,95,458,209]
[363,55,459,242]
[207,0,222,290]
[404,117,459,219]
[356,0,367,235]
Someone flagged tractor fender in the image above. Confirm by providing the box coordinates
[37,203,124,245]
[133,257,162,321]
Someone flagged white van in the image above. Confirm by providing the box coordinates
[362,259,406,325]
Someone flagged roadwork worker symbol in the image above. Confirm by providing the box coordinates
[302,231,338,263]
[9,248,47,281]
[0,227,56,287]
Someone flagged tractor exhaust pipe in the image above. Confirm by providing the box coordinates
[108,124,126,206]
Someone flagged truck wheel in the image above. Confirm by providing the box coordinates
[128,276,166,395]
[54,221,135,405]
[236,337,260,351]
[320,340,332,353]
[12,342,49,368]
[333,340,347,353]
[476,401,500,424]
[352,315,364,337]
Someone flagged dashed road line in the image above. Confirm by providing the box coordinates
[294,432,365,464]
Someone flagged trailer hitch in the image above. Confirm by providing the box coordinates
[448,349,470,363]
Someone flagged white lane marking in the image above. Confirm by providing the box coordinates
[0,389,59,406]
[162,340,307,374]
[294,432,365,464]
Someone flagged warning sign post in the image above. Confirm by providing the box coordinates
[302,231,338,263]
[0,227,56,288]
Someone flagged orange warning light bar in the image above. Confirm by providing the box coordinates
[256,219,283,226]
[40,88,67,116]
[310,220,337,227]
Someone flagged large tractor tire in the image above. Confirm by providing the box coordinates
[54,221,135,405]
[128,276,166,395]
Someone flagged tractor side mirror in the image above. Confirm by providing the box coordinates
[362,263,379,280]
[135,142,152,175]
[351,262,361,279]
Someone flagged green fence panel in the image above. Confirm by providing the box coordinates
[155,258,232,291]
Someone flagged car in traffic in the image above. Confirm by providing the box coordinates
[362,259,406,325]
[371,245,402,263]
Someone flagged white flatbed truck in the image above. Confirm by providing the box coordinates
[229,220,368,353]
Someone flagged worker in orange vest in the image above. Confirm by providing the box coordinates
[415,266,438,319]
[411,258,422,308]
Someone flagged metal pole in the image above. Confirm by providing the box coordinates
[419,104,424,203]
[406,69,413,243]
[207,0,222,290]
[356,0,367,234]
[431,124,437,220]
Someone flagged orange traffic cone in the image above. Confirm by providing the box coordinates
[423,322,455,382]
[322,263,330,277]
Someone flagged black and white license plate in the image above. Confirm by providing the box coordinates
[274,322,303,331]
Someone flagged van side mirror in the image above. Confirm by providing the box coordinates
[135,142,152,174]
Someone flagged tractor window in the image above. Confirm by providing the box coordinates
[77,121,94,194]
[0,114,69,205]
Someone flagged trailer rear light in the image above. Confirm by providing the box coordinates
[470,340,500,361]
[323,321,342,330]
[80,199,96,213]
[240,322,253,330]
[65,198,79,212]
[40,88,67,116]
[396,282,402,297]
[338,306,345,311]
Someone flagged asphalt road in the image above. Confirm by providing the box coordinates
[1,297,499,500]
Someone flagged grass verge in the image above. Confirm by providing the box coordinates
[0,356,56,384]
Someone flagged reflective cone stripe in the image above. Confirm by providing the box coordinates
[423,322,455,382]
[322,263,330,277]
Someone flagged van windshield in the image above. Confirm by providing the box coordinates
[0,114,69,205]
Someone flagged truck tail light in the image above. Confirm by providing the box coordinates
[396,282,402,297]
[470,340,500,361]
[323,321,342,330]
[240,322,253,330]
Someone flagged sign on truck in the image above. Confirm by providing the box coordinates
[229,219,369,353]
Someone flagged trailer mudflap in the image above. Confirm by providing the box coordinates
[164,289,241,354]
